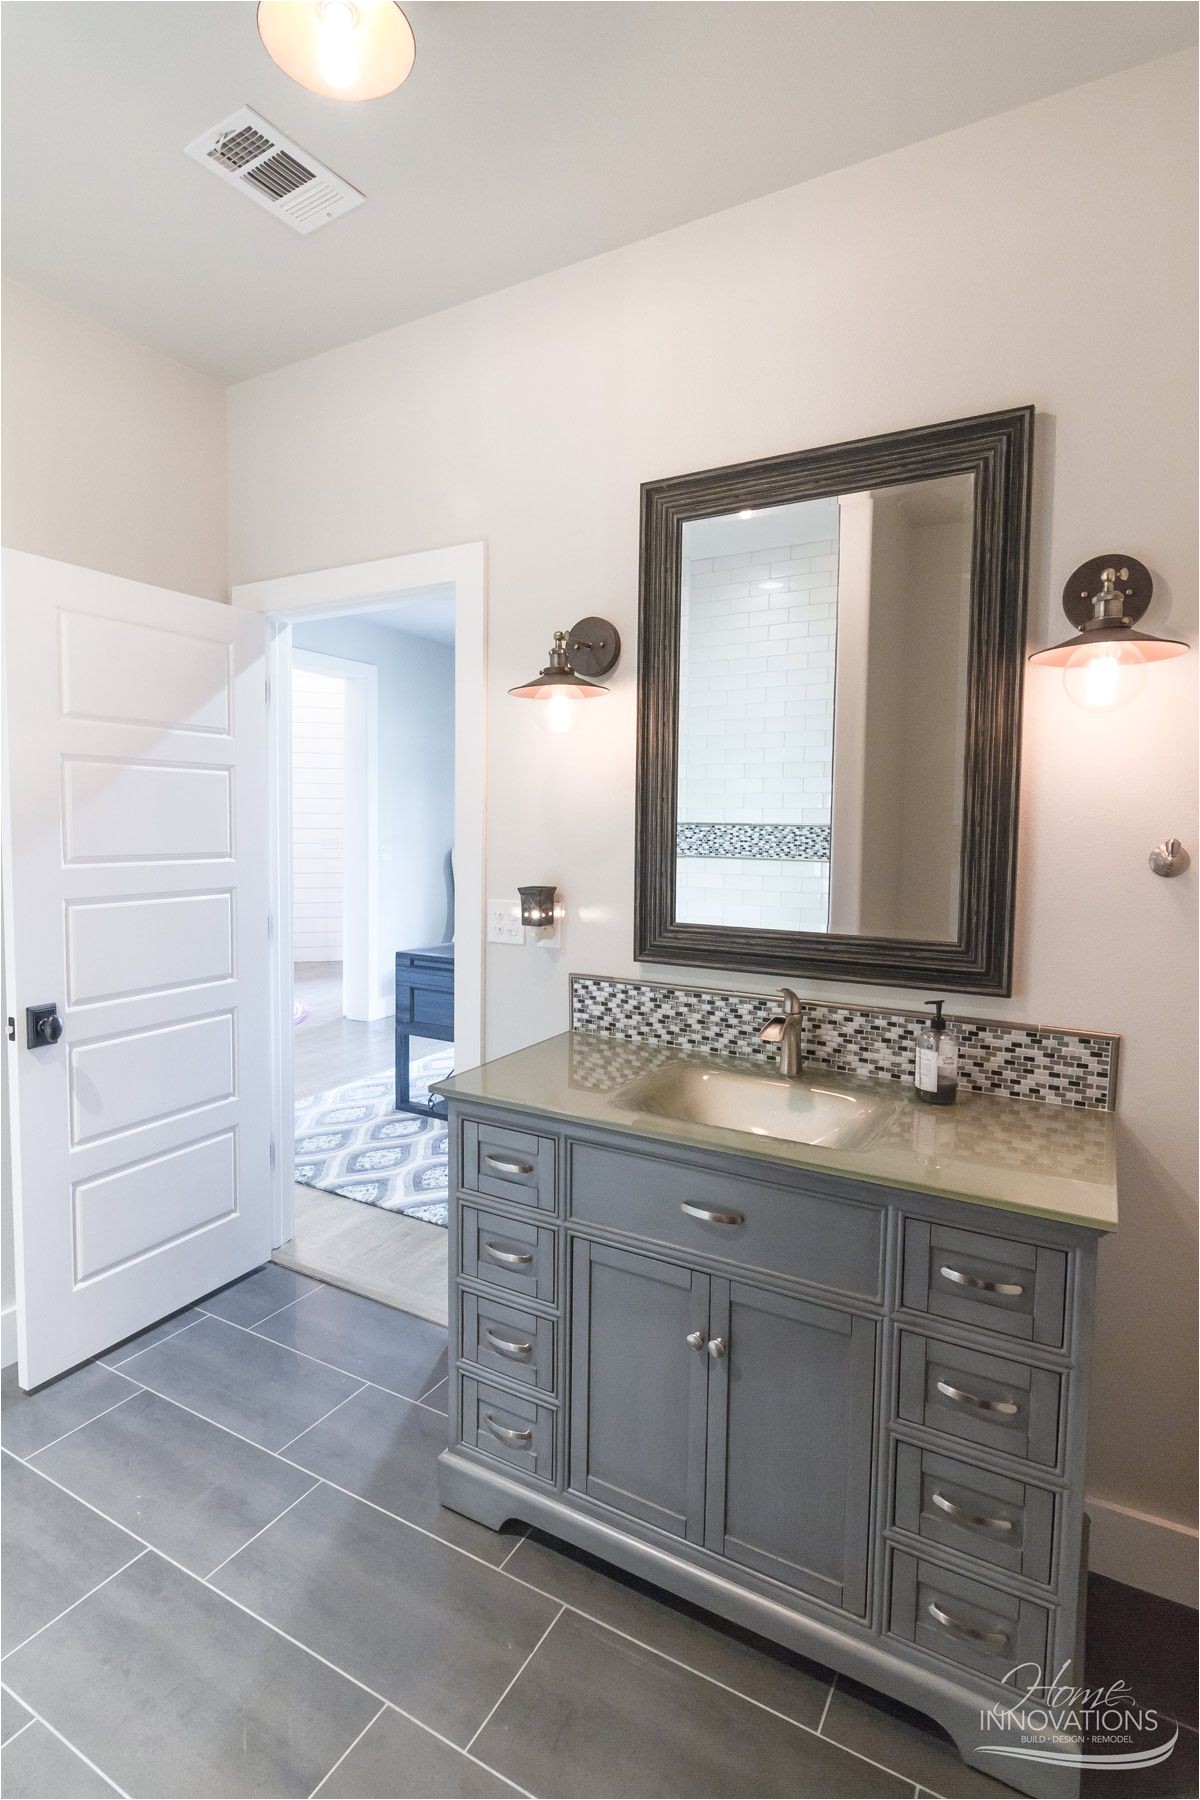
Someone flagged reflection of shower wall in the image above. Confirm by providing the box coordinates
[676,539,836,931]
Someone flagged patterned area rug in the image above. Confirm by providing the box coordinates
[295,1052,454,1227]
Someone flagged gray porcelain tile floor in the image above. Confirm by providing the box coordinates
[1,1268,1193,1800]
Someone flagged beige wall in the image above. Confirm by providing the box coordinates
[2,281,227,602]
[1,284,229,1338]
[227,52,1198,1569]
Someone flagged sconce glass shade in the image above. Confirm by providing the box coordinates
[1062,640,1148,712]
[518,885,558,928]
[257,1,415,100]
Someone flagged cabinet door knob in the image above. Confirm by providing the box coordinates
[685,1330,705,1350]
[707,1337,727,1359]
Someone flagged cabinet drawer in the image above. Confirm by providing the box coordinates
[896,1331,1062,1468]
[461,1292,556,1394]
[459,1204,557,1306]
[568,1141,883,1301]
[460,1375,555,1484]
[902,1219,1068,1348]
[462,1120,556,1212]
[893,1442,1056,1586]
[888,1548,1050,1686]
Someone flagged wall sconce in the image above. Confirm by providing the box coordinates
[518,885,559,932]
[1028,554,1187,711]
[509,617,621,734]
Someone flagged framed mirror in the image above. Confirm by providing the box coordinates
[635,408,1033,994]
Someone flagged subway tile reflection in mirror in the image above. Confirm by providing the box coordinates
[675,473,974,941]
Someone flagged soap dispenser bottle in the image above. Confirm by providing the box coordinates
[915,1000,959,1106]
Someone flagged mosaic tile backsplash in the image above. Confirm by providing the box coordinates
[676,822,832,861]
[569,974,1118,1111]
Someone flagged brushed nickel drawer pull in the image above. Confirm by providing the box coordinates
[484,1326,533,1360]
[935,1378,1019,1417]
[482,1242,534,1269]
[931,1490,1015,1533]
[484,1152,535,1176]
[927,1600,1010,1649]
[680,1203,744,1227]
[483,1413,533,1446]
[940,1265,1024,1297]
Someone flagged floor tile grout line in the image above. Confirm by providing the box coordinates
[816,1671,837,1736]
[198,1281,326,1332]
[0,1715,37,1750]
[496,1527,530,1571]
[203,1478,324,1580]
[276,1382,370,1454]
[99,1315,206,1369]
[17,1449,924,1800]
[0,1682,131,1799]
[0,1548,148,1666]
[183,1305,448,1410]
[307,1699,388,1799]
[464,1604,566,1753]
[22,1390,140,1462]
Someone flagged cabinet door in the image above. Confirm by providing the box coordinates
[705,1281,876,1614]
[569,1239,710,1543]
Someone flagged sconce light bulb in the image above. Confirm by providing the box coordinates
[540,691,575,734]
[1063,640,1148,712]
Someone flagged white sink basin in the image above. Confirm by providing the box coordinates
[614,1061,895,1150]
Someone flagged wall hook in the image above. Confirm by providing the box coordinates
[1149,837,1189,877]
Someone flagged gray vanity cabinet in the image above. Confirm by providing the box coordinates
[704,1281,876,1614]
[439,1099,1103,1800]
[569,1238,710,1543]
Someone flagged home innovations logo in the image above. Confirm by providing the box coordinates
[976,1662,1179,1772]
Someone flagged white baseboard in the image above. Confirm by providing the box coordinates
[1087,1492,1198,1607]
[0,1303,16,1370]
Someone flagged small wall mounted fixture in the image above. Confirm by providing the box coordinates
[1028,554,1187,711]
[257,1,415,100]
[509,617,621,734]
[518,886,559,930]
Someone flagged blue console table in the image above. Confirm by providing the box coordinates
[394,943,453,1117]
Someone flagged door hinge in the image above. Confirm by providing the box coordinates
[6,1016,14,1042]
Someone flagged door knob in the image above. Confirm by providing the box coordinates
[707,1337,727,1359]
[26,1004,64,1048]
[685,1330,705,1350]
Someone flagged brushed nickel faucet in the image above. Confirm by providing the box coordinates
[759,987,805,1078]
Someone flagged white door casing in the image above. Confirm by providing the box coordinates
[2,551,273,1388]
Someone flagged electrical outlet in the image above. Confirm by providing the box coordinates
[487,898,525,945]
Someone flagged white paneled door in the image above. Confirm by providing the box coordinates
[2,551,273,1388]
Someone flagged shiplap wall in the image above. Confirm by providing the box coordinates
[292,668,345,961]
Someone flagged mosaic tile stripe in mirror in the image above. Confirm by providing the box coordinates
[569,974,1118,1110]
[675,822,832,861]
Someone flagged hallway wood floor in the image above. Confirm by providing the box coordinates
[283,964,448,1321]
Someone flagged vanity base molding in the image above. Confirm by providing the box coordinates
[437,1092,1105,1800]
[440,1450,1084,1799]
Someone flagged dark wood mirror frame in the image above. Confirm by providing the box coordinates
[634,406,1034,995]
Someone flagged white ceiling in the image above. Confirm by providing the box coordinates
[2,2,1194,382]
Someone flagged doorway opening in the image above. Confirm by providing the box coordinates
[231,544,485,1329]
[279,598,456,1320]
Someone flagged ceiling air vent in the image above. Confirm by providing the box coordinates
[184,106,363,235]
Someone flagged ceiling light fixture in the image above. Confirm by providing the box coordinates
[257,0,415,101]
[1028,554,1187,711]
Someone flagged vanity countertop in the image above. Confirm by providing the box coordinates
[435,1031,1119,1233]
